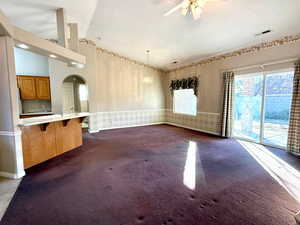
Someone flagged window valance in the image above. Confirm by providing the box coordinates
[169,76,199,96]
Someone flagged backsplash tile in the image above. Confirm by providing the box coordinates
[21,100,52,114]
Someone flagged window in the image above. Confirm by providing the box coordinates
[79,84,88,101]
[173,89,197,116]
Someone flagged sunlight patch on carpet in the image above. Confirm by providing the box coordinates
[238,140,300,203]
[183,141,206,190]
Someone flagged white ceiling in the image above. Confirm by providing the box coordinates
[1,0,300,70]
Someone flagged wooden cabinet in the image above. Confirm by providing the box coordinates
[22,118,83,169]
[36,77,51,100]
[22,122,57,169]
[56,119,83,155]
[17,75,51,100]
[17,76,36,100]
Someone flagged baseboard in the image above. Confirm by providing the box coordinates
[89,122,165,133]
[0,170,25,179]
[89,122,220,136]
[88,129,100,134]
[165,122,220,136]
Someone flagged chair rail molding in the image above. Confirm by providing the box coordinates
[0,131,22,136]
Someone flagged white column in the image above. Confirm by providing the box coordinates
[69,23,79,52]
[0,36,25,179]
[56,8,68,48]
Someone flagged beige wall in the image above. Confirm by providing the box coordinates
[49,42,165,132]
[49,59,87,114]
[49,42,97,114]
[165,41,300,134]
[96,50,165,112]
[50,40,300,135]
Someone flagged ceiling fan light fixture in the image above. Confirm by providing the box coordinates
[181,7,189,16]
[191,5,202,20]
[164,0,212,20]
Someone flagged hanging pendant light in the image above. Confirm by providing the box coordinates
[146,50,150,65]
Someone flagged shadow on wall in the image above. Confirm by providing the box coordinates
[62,75,89,114]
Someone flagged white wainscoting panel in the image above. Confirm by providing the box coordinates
[89,109,221,135]
[165,109,221,135]
[89,109,166,132]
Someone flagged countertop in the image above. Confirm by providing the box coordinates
[18,113,90,127]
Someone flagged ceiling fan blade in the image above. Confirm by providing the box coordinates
[164,0,189,16]
[191,4,202,20]
[181,7,189,16]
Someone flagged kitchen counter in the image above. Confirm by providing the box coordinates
[19,112,90,127]
[20,112,90,169]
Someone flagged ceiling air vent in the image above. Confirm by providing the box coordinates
[255,30,272,36]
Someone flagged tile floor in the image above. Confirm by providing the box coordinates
[0,178,21,221]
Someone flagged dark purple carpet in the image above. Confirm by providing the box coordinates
[1,125,299,225]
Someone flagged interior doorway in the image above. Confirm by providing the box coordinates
[62,75,89,128]
[63,82,75,113]
[232,69,294,149]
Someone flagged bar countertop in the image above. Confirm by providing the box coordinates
[18,112,90,127]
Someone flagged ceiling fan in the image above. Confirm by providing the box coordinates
[164,0,217,20]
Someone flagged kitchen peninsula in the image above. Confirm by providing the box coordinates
[19,113,89,169]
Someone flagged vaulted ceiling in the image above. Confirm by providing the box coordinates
[1,0,300,70]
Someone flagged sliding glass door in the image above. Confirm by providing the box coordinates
[232,73,263,142]
[232,69,294,148]
[262,71,294,147]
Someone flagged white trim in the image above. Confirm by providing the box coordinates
[0,170,25,179]
[165,122,220,136]
[227,57,299,73]
[89,122,165,133]
[89,122,220,136]
[197,112,220,116]
[19,113,90,127]
[0,131,22,136]
[88,129,100,133]
[173,112,197,117]
[232,70,293,150]
[13,134,25,177]
[93,109,166,115]
[165,109,220,116]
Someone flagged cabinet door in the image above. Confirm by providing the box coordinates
[36,77,51,100]
[22,123,57,169]
[56,119,83,155]
[18,76,37,100]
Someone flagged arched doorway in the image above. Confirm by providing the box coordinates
[62,75,89,114]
